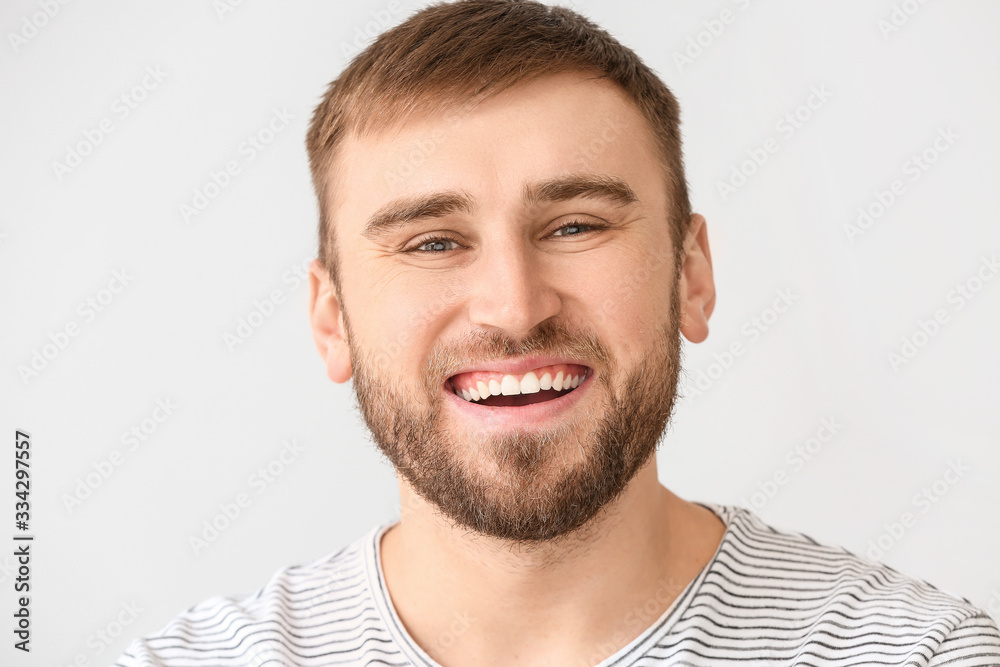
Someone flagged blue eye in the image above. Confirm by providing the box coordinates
[408,237,460,253]
[552,222,589,236]
[552,220,604,237]
[404,220,606,254]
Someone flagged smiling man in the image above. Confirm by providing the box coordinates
[117,1,1000,666]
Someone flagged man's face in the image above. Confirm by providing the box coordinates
[312,72,707,544]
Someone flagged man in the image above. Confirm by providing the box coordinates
[118,1,1000,665]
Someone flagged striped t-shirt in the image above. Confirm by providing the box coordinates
[116,503,1000,666]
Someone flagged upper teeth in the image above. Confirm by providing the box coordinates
[453,369,587,402]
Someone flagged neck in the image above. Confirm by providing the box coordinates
[379,458,725,666]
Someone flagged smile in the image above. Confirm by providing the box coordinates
[447,363,590,407]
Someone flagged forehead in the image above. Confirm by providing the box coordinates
[327,72,665,229]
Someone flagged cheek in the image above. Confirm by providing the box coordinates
[359,275,467,375]
[580,265,676,368]
[587,249,674,331]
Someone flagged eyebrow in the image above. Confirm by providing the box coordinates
[360,173,639,241]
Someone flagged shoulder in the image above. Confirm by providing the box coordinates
[114,525,390,666]
[681,503,1000,665]
[928,612,1000,667]
[709,503,982,613]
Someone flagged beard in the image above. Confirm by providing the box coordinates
[343,286,683,547]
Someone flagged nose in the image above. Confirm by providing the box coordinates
[466,235,562,339]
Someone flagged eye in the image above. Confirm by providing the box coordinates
[405,236,461,253]
[551,220,605,237]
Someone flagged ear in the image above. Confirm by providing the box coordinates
[678,213,715,344]
[308,259,353,383]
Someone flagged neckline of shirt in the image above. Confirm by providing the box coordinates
[364,501,741,667]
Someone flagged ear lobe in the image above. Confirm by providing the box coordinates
[308,259,353,383]
[678,214,716,344]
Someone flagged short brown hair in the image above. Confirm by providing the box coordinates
[306,0,692,291]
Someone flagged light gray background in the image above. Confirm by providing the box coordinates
[1,0,998,664]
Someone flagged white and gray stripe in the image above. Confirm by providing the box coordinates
[116,503,1000,666]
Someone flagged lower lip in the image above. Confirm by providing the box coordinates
[442,372,593,430]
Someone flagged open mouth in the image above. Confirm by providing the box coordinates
[446,363,590,408]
